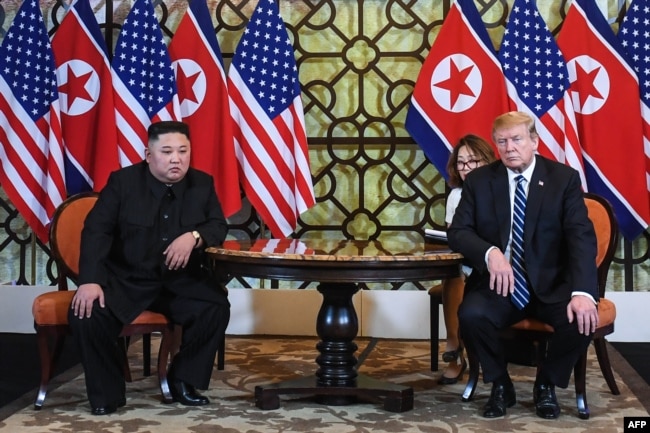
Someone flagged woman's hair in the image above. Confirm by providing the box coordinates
[446,134,496,188]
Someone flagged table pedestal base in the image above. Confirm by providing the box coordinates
[254,374,414,412]
[253,283,413,412]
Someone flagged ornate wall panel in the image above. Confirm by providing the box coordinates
[0,0,647,292]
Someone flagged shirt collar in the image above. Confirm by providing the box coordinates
[507,156,536,184]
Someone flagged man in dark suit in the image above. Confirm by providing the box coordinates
[448,111,599,419]
[69,121,230,415]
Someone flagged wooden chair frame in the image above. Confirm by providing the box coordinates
[34,192,176,408]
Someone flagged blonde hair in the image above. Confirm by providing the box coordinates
[492,111,538,141]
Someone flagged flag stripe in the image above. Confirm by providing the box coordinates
[112,0,179,168]
[0,0,65,242]
[52,0,120,194]
[618,0,650,192]
[229,71,298,221]
[169,0,242,217]
[405,0,509,179]
[558,0,650,239]
[112,77,150,165]
[499,0,586,187]
[228,0,315,239]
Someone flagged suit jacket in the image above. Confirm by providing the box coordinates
[447,155,598,304]
[78,161,229,323]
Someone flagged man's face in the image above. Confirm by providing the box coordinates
[494,123,538,173]
[145,132,191,183]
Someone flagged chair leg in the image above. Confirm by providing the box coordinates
[574,351,590,419]
[217,336,225,371]
[142,333,152,377]
[429,292,440,372]
[34,330,56,409]
[593,337,620,395]
[462,346,480,402]
[157,326,174,403]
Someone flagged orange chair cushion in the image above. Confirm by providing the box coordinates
[597,298,616,326]
[51,196,98,277]
[32,291,75,325]
[130,310,169,324]
[511,318,554,332]
[585,198,612,266]
[32,290,169,326]
[428,283,443,296]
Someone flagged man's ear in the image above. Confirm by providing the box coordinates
[144,147,151,162]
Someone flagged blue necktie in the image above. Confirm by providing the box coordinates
[511,175,530,309]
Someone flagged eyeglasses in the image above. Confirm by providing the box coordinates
[455,159,482,170]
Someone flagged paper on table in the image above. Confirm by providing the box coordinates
[425,229,447,239]
[424,228,448,244]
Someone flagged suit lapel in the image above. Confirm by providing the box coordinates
[490,164,512,250]
[525,155,547,242]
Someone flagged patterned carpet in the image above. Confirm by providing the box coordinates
[0,336,647,432]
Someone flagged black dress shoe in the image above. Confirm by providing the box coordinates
[91,398,126,416]
[534,383,561,419]
[483,381,516,418]
[438,356,467,385]
[170,379,210,406]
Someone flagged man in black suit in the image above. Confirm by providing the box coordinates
[69,121,230,415]
[448,111,599,419]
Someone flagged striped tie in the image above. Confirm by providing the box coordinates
[511,175,530,309]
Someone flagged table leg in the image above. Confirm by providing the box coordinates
[254,283,414,412]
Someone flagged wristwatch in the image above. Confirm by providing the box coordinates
[191,230,201,246]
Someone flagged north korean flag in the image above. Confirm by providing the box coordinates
[169,0,241,217]
[558,0,650,240]
[52,0,119,195]
[405,0,508,180]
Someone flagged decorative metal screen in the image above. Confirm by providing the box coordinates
[0,0,647,292]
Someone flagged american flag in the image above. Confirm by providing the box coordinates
[405,0,508,180]
[0,0,66,243]
[52,0,119,194]
[499,0,585,187]
[169,0,241,217]
[619,0,650,192]
[112,0,180,167]
[558,0,650,240]
[228,0,315,238]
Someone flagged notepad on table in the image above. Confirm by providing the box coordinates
[424,228,448,244]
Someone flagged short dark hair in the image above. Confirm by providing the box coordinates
[147,121,190,142]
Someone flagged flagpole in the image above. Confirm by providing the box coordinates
[259,219,266,239]
[31,233,36,285]
[259,219,266,289]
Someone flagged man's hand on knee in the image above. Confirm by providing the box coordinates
[71,283,105,318]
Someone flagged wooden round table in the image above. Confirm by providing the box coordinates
[206,237,462,412]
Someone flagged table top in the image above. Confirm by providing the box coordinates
[205,237,462,283]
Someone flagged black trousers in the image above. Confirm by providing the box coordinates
[458,289,592,389]
[68,291,229,408]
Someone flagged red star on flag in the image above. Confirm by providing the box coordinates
[572,63,604,109]
[433,61,475,109]
[58,65,94,110]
